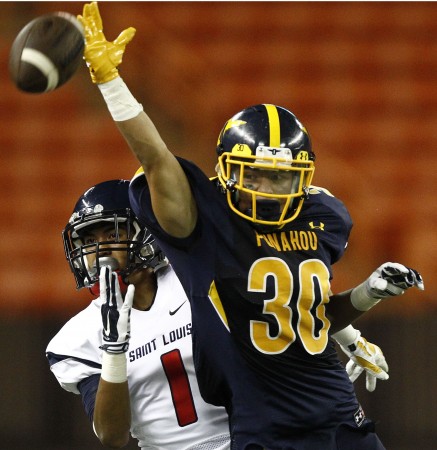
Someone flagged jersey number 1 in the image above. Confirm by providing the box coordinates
[161,349,198,426]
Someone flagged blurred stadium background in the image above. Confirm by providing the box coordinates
[0,2,436,449]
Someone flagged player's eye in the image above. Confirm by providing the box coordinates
[84,237,97,245]
[243,171,260,183]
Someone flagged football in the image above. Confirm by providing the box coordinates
[9,12,85,94]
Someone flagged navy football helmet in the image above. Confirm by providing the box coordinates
[216,104,315,227]
[62,179,166,291]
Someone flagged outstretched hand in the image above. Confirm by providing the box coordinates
[77,2,136,83]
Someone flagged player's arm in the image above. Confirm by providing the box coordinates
[93,266,134,447]
[324,286,389,392]
[115,112,197,238]
[78,2,196,238]
[93,375,130,447]
[327,262,424,333]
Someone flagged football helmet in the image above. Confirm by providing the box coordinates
[62,179,166,292]
[216,104,315,227]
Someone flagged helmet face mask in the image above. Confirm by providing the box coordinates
[63,180,166,291]
[216,104,315,227]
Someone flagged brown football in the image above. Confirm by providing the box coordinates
[9,12,84,94]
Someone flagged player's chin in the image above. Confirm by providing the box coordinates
[126,267,154,285]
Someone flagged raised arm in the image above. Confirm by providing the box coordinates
[78,2,197,238]
[93,267,134,447]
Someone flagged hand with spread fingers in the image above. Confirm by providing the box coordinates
[339,332,389,392]
[77,2,136,83]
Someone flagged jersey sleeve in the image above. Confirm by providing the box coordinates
[46,302,103,394]
[303,186,353,264]
[129,159,214,249]
[77,374,100,422]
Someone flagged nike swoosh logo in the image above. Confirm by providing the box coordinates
[169,300,187,316]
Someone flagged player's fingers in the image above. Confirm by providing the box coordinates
[354,355,389,379]
[346,361,363,382]
[109,272,117,308]
[78,11,99,40]
[81,3,100,37]
[366,373,377,392]
[411,269,425,290]
[383,262,409,274]
[375,354,389,373]
[123,284,135,310]
[100,266,110,303]
[114,27,136,47]
[77,15,91,39]
[89,2,103,32]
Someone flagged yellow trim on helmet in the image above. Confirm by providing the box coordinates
[264,104,281,147]
[216,152,315,227]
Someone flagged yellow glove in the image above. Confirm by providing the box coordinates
[77,2,136,84]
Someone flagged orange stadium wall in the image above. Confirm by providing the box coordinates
[0,2,436,450]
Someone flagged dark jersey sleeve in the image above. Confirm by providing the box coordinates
[129,158,215,245]
[298,186,353,265]
[129,158,207,249]
[77,374,100,422]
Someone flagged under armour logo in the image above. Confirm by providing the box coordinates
[309,221,325,230]
[354,406,366,427]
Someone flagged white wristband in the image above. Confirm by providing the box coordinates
[98,77,143,121]
[350,282,381,312]
[101,352,127,383]
[332,325,360,346]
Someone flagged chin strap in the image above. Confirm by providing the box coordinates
[89,271,128,297]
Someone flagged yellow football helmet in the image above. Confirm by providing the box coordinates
[216,104,315,227]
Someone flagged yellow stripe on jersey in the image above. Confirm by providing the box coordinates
[134,166,144,177]
[208,281,230,331]
[264,104,281,147]
[131,166,145,185]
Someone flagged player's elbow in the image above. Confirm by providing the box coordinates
[96,428,130,448]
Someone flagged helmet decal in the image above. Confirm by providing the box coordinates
[225,119,247,130]
[217,119,247,146]
[231,143,252,156]
[296,151,310,161]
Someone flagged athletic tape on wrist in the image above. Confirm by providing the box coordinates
[332,325,360,346]
[98,77,143,121]
[350,282,381,312]
[101,352,128,383]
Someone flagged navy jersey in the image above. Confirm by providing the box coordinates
[129,159,375,450]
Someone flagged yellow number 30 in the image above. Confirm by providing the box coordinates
[249,258,331,355]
